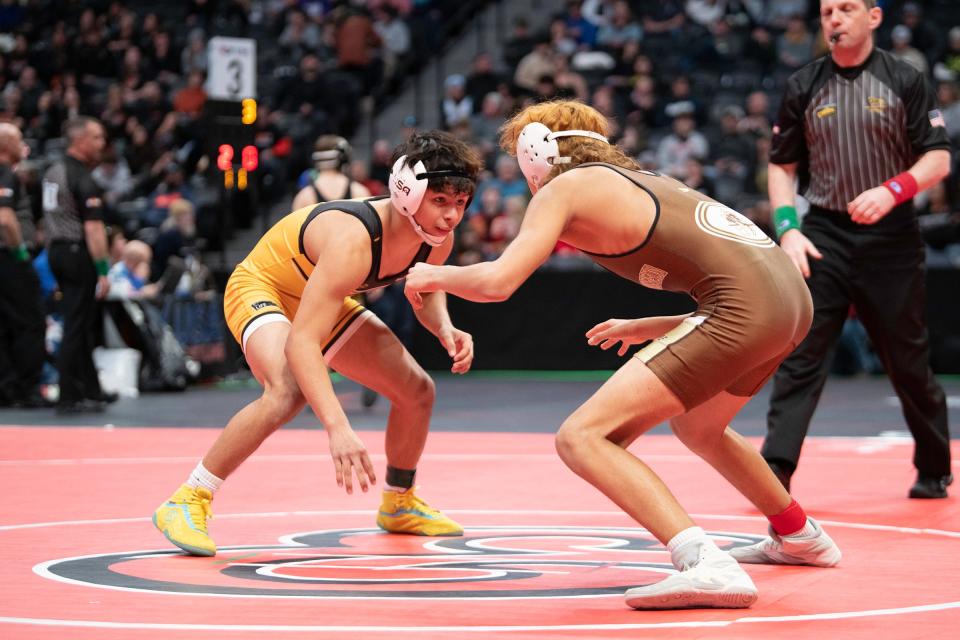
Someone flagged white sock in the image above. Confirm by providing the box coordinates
[385,485,410,493]
[187,461,224,494]
[667,526,716,570]
[784,517,818,538]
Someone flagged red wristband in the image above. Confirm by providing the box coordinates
[883,171,918,205]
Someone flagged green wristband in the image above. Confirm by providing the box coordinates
[13,244,29,262]
[95,258,110,276]
[773,205,800,239]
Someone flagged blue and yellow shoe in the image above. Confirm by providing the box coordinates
[153,484,217,556]
[376,488,463,536]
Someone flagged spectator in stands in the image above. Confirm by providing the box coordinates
[738,89,773,138]
[898,2,941,68]
[503,16,536,69]
[181,28,208,76]
[935,27,960,82]
[514,36,556,94]
[350,158,386,196]
[682,157,715,198]
[937,80,960,143]
[373,5,411,83]
[597,1,642,56]
[107,239,159,300]
[91,143,134,212]
[470,92,507,152]
[656,109,709,179]
[369,138,393,186]
[440,74,473,130]
[659,74,706,127]
[890,24,928,76]
[144,162,194,228]
[334,5,383,96]
[152,197,196,280]
[777,14,815,71]
[549,16,578,58]
[710,104,753,185]
[564,0,599,48]
[553,53,590,102]
[173,71,208,117]
[465,52,505,115]
[279,8,323,58]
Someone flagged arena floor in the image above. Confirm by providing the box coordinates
[2,374,958,639]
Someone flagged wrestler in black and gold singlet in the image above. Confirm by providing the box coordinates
[224,197,431,355]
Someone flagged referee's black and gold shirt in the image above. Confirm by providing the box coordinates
[771,48,950,232]
[41,155,104,243]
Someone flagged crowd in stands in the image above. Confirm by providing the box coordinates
[372,0,959,267]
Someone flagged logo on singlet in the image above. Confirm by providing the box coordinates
[693,201,775,248]
[251,300,279,310]
[638,264,668,289]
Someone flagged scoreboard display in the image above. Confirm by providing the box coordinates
[204,98,258,191]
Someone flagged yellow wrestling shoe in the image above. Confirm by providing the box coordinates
[376,488,463,536]
[152,484,217,556]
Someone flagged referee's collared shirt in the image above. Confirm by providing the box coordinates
[771,47,950,232]
[41,154,105,243]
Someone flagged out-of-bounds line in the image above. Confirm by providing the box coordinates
[1,601,959,632]
[3,511,960,538]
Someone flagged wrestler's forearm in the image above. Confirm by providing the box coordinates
[432,262,516,303]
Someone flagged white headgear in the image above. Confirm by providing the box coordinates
[388,155,473,246]
[516,122,608,191]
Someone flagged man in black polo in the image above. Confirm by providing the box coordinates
[761,0,953,499]
[43,116,113,414]
[0,123,49,408]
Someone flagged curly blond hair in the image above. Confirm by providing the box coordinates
[499,100,640,185]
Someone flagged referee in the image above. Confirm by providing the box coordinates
[42,116,112,414]
[0,123,48,408]
[761,0,953,499]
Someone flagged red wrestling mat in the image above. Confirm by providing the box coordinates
[1,426,958,640]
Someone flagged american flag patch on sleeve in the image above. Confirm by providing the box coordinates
[929,109,946,128]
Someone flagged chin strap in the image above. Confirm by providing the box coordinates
[406,214,447,246]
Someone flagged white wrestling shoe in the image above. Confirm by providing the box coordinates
[624,544,758,610]
[729,517,841,567]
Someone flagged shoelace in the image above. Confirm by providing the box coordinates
[397,489,440,516]
[186,495,214,528]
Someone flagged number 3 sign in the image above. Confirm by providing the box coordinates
[206,36,257,100]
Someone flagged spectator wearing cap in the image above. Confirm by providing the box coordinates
[440,74,473,130]
[891,24,928,76]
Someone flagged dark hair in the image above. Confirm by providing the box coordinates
[392,130,482,195]
[62,116,101,144]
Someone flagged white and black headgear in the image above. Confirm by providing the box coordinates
[516,122,608,191]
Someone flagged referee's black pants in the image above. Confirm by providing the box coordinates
[762,212,952,479]
[48,241,103,405]
[0,250,46,402]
